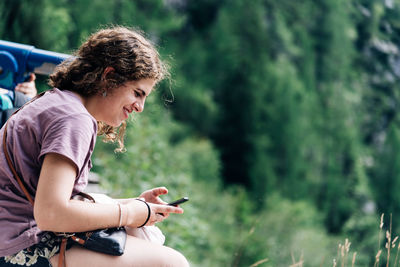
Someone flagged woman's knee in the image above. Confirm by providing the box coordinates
[121,236,189,267]
[144,245,189,267]
[163,247,189,267]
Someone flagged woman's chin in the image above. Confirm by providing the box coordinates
[112,121,123,127]
[102,120,123,127]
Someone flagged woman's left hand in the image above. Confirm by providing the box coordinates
[138,187,169,205]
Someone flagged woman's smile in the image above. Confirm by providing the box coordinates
[123,107,132,119]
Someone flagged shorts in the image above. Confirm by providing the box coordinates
[0,233,74,267]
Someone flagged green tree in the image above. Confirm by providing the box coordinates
[371,124,400,229]
[352,0,400,230]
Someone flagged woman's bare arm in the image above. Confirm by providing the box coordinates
[33,153,149,232]
[34,153,183,232]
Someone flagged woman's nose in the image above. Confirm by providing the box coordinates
[134,101,144,112]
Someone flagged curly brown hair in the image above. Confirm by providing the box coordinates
[49,26,169,152]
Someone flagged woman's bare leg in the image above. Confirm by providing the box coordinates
[50,235,189,267]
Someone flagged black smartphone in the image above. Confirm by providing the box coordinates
[168,197,189,206]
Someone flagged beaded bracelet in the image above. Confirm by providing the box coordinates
[135,198,151,228]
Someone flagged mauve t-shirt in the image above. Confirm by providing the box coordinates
[0,88,97,256]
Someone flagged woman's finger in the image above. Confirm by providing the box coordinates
[157,204,183,215]
[151,187,168,197]
[155,213,166,223]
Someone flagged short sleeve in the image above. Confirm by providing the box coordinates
[39,113,96,176]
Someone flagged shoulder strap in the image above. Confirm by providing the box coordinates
[2,91,46,206]
[3,122,34,205]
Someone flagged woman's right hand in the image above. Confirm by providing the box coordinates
[123,199,184,228]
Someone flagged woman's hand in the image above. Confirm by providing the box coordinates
[146,202,184,225]
[123,198,183,228]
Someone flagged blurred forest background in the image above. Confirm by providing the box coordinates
[2,0,400,266]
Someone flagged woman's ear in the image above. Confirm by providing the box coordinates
[102,66,115,81]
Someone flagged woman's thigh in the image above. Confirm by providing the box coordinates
[50,235,189,267]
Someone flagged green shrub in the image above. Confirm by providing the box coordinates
[234,194,342,267]
[91,97,240,266]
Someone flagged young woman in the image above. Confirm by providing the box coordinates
[0,27,189,267]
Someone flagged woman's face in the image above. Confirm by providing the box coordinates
[94,78,156,127]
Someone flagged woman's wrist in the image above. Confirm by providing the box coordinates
[121,199,151,227]
[135,199,151,227]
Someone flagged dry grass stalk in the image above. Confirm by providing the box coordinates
[375,250,382,267]
[290,251,304,267]
[289,260,304,267]
[340,238,351,267]
[336,243,341,266]
[232,219,259,267]
[393,237,399,247]
[394,242,400,267]
[339,243,344,266]
[336,239,351,267]
[291,251,296,265]
[319,256,326,267]
[375,214,384,267]
[249,258,269,267]
[386,214,393,267]
[381,214,385,228]
[351,252,356,267]
[344,239,351,267]
[387,232,391,266]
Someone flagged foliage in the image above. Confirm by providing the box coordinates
[2,0,400,265]
[371,124,400,232]
[92,95,237,266]
[233,194,341,267]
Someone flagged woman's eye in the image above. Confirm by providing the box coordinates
[134,91,140,97]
